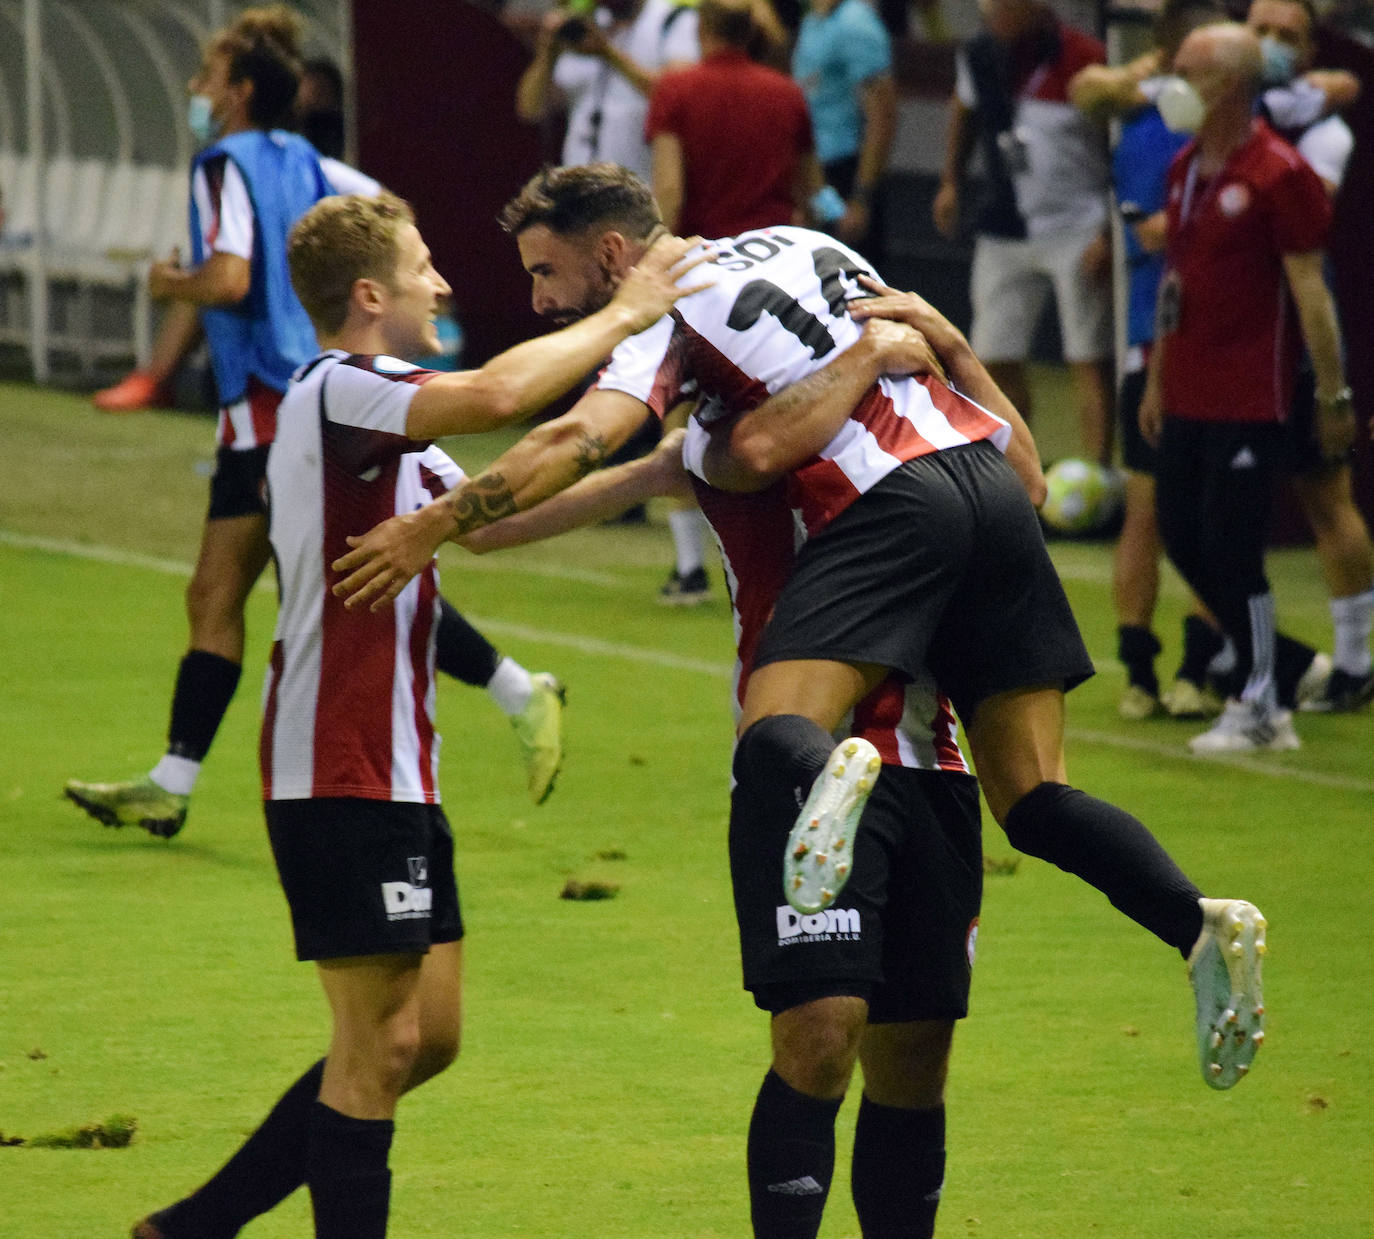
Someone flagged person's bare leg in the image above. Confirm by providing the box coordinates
[1069,357,1115,466]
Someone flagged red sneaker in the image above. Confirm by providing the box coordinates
[93,371,172,412]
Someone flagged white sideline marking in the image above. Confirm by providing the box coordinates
[7,528,1373,793]
[0,528,629,589]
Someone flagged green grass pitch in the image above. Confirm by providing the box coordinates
[1,379,1372,1236]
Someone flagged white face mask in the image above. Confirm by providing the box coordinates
[187,94,218,144]
[1156,76,1206,134]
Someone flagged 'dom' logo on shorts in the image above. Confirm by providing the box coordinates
[382,860,433,921]
[776,905,861,944]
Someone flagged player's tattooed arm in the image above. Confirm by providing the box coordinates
[442,472,518,536]
[573,429,610,478]
[334,389,651,611]
[701,317,940,493]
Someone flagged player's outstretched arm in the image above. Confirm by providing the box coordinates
[699,318,940,493]
[849,276,1046,505]
[461,428,693,554]
[333,389,655,611]
[403,235,712,440]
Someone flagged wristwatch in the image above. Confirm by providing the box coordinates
[1318,385,1353,410]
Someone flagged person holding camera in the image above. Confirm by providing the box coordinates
[516,0,700,182]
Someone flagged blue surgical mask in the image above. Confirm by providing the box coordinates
[187,94,217,144]
[1259,36,1300,86]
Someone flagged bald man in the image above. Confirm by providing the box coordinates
[1139,22,1352,753]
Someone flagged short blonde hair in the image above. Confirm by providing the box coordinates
[288,191,415,336]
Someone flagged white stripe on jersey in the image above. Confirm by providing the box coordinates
[597,226,1011,534]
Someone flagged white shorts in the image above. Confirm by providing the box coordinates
[968,227,1111,365]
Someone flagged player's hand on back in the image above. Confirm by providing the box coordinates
[855,318,946,384]
[849,275,967,365]
[331,507,448,612]
[611,234,714,333]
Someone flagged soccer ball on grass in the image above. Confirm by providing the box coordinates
[1039,458,1125,536]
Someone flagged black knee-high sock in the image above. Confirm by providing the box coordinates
[306,1102,394,1239]
[151,1060,325,1238]
[852,1099,946,1239]
[733,715,838,815]
[747,1070,844,1239]
[167,650,242,761]
[1002,783,1204,957]
[1117,625,1161,695]
[434,597,501,687]
[1177,615,1224,687]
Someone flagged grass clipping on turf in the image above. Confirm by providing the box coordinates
[0,1114,137,1149]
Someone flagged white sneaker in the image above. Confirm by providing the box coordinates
[1188,700,1300,754]
[1294,651,1333,709]
[783,738,881,915]
[1188,898,1267,1089]
[1161,677,1223,718]
[1118,684,1162,721]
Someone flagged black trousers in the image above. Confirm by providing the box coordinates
[1154,416,1283,698]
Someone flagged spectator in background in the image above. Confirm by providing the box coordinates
[1250,0,1374,711]
[1071,0,1368,716]
[646,0,820,603]
[935,0,1115,466]
[91,53,377,414]
[792,0,898,261]
[515,0,700,184]
[1072,0,1235,721]
[1140,22,1351,753]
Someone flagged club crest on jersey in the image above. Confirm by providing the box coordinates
[776,905,861,944]
[1218,183,1250,218]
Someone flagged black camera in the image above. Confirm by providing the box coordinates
[558,15,589,41]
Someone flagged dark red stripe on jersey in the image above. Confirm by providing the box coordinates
[247,376,283,448]
[929,695,968,773]
[788,459,861,535]
[852,677,907,766]
[922,376,1005,444]
[407,570,440,803]
[316,447,405,797]
[259,638,285,797]
[852,383,938,460]
[419,464,447,501]
[675,317,771,412]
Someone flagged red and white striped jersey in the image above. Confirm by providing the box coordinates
[597,226,1011,535]
[260,351,463,803]
[686,426,968,774]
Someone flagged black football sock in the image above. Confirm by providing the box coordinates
[434,597,501,687]
[733,714,837,817]
[167,650,242,761]
[1274,632,1319,709]
[306,1102,394,1239]
[1003,782,1204,958]
[1117,625,1161,695]
[150,1060,325,1238]
[1176,615,1224,688]
[851,1099,946,1239]
[747,1069,843,1239]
